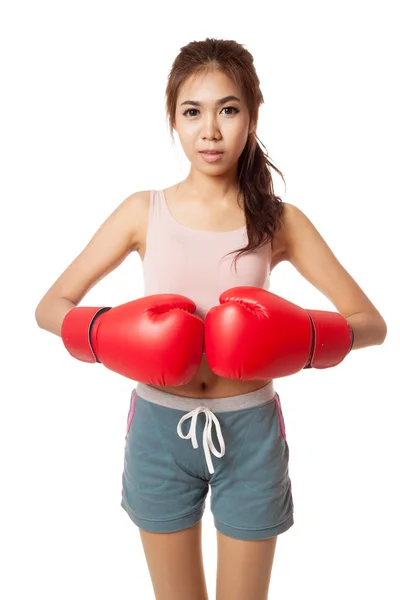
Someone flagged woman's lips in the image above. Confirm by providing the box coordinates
[199,151,224,163]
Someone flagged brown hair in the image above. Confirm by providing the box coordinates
[165,37,286,269]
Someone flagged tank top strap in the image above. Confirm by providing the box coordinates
[150,188,171,222]
[147,189,163,234]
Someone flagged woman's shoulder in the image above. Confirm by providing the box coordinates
[124,189,153,221]
[125,185,178,239]
[128,188,152,207]
[128,186,172,209]
[271,201,322,263]
[271,200,292,261]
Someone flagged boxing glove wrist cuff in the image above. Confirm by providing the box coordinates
[349,325,355,351]
[61,306,111,363]
[303,310,354,369]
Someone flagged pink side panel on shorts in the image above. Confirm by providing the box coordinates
[121,392,138,497]
[126,392,137,436]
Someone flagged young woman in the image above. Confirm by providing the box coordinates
[35,38,387,600]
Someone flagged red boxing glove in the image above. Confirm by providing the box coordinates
[61,294,204,386]
[205,286,354,380]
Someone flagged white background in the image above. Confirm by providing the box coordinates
[1,1,399,599]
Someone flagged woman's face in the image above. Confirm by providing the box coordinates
[174,69,253,175]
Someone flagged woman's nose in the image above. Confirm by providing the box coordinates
[201,118,221,141]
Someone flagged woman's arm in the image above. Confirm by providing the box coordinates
[34,190,149,337]
[281,203,387,350]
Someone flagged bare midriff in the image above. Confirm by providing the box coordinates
[151,353,272,399]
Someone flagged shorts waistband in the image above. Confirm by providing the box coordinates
[134,381,276,412]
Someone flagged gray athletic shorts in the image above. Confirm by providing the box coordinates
[120,381,294,541]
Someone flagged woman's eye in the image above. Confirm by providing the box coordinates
[184,109,199,117]
[222,106,239,115]
[183,106,239,117]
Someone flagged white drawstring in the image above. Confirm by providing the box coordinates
[176,407,226,475]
